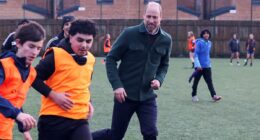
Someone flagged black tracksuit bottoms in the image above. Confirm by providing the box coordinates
[38,115,92,140]
[92,98,158,140]
[192,68,217,97]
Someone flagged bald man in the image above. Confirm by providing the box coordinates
[93,2,172,140]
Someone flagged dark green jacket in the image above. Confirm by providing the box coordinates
[106,23,172,101]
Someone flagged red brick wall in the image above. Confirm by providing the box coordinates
[0,0,44,19]
[0,0,260,20]
[0,0,25,19]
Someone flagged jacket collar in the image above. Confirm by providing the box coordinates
[0,51,29,69]
[58,38,74,54]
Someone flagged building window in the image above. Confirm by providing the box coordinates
[252,0,260,5]
[144,0,161,4]
[0,0,7,3]
[97,0,113,4]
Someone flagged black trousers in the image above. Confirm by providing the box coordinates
[38,115,92,140]
[92,98,158,140]
[192,68,216,97]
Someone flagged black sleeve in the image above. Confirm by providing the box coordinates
[228,40,232,48]
[15,108,25,133]
[245,41,249,48]
[32,51,55,97]
[16,119,25,133]
[44,37,59,51]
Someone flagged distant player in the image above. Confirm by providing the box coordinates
[44,16,75,51]
[244,33,256,66]
[102,33,111,64]
[228,33,240,66]
[187,31,196,68]
[1,19,30,53]
[191,29,222,102]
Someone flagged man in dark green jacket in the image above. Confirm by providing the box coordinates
[93,2,172,140]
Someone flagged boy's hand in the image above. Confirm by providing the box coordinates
[87,102,94,120]
[16,113,36,131]
[49,91,74,111]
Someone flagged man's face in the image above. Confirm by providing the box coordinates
[143,4,161,33]
[203,32,210,40]
[70,33,94,56]
[16,40,44,66]
[63,22,72,37]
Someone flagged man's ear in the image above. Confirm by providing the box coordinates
[15,39,21,48]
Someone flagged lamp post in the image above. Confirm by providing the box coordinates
[212,0,216,57]
[250,0,253,33]
[176,0,179,57]
[138,0,141,20]
[23,0,26,18]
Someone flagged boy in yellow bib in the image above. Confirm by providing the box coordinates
[32,19,96,140]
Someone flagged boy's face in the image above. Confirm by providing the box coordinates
[203,32,210,40]
[69,33,94,56]
[16,40,44,66]
[63,22,72,37]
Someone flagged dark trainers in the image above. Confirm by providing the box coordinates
[212,95,222,102]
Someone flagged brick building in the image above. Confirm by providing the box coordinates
[0,0,260,21]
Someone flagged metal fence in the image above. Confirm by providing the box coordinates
[0,19,259,57]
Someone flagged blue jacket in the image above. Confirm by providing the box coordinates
[194,38,212,68]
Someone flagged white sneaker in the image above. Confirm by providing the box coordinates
[237,63,240,66]
[192,96,199,102]
[230,63,233,66]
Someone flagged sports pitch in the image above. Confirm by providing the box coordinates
[14,58,260,140]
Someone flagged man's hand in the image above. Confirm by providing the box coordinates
[151,79,160,90]
[87,102,94,120]
[114,88,127,103]
[16,113,36,131]
[23,131,32,140]
[48,91,74,111]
